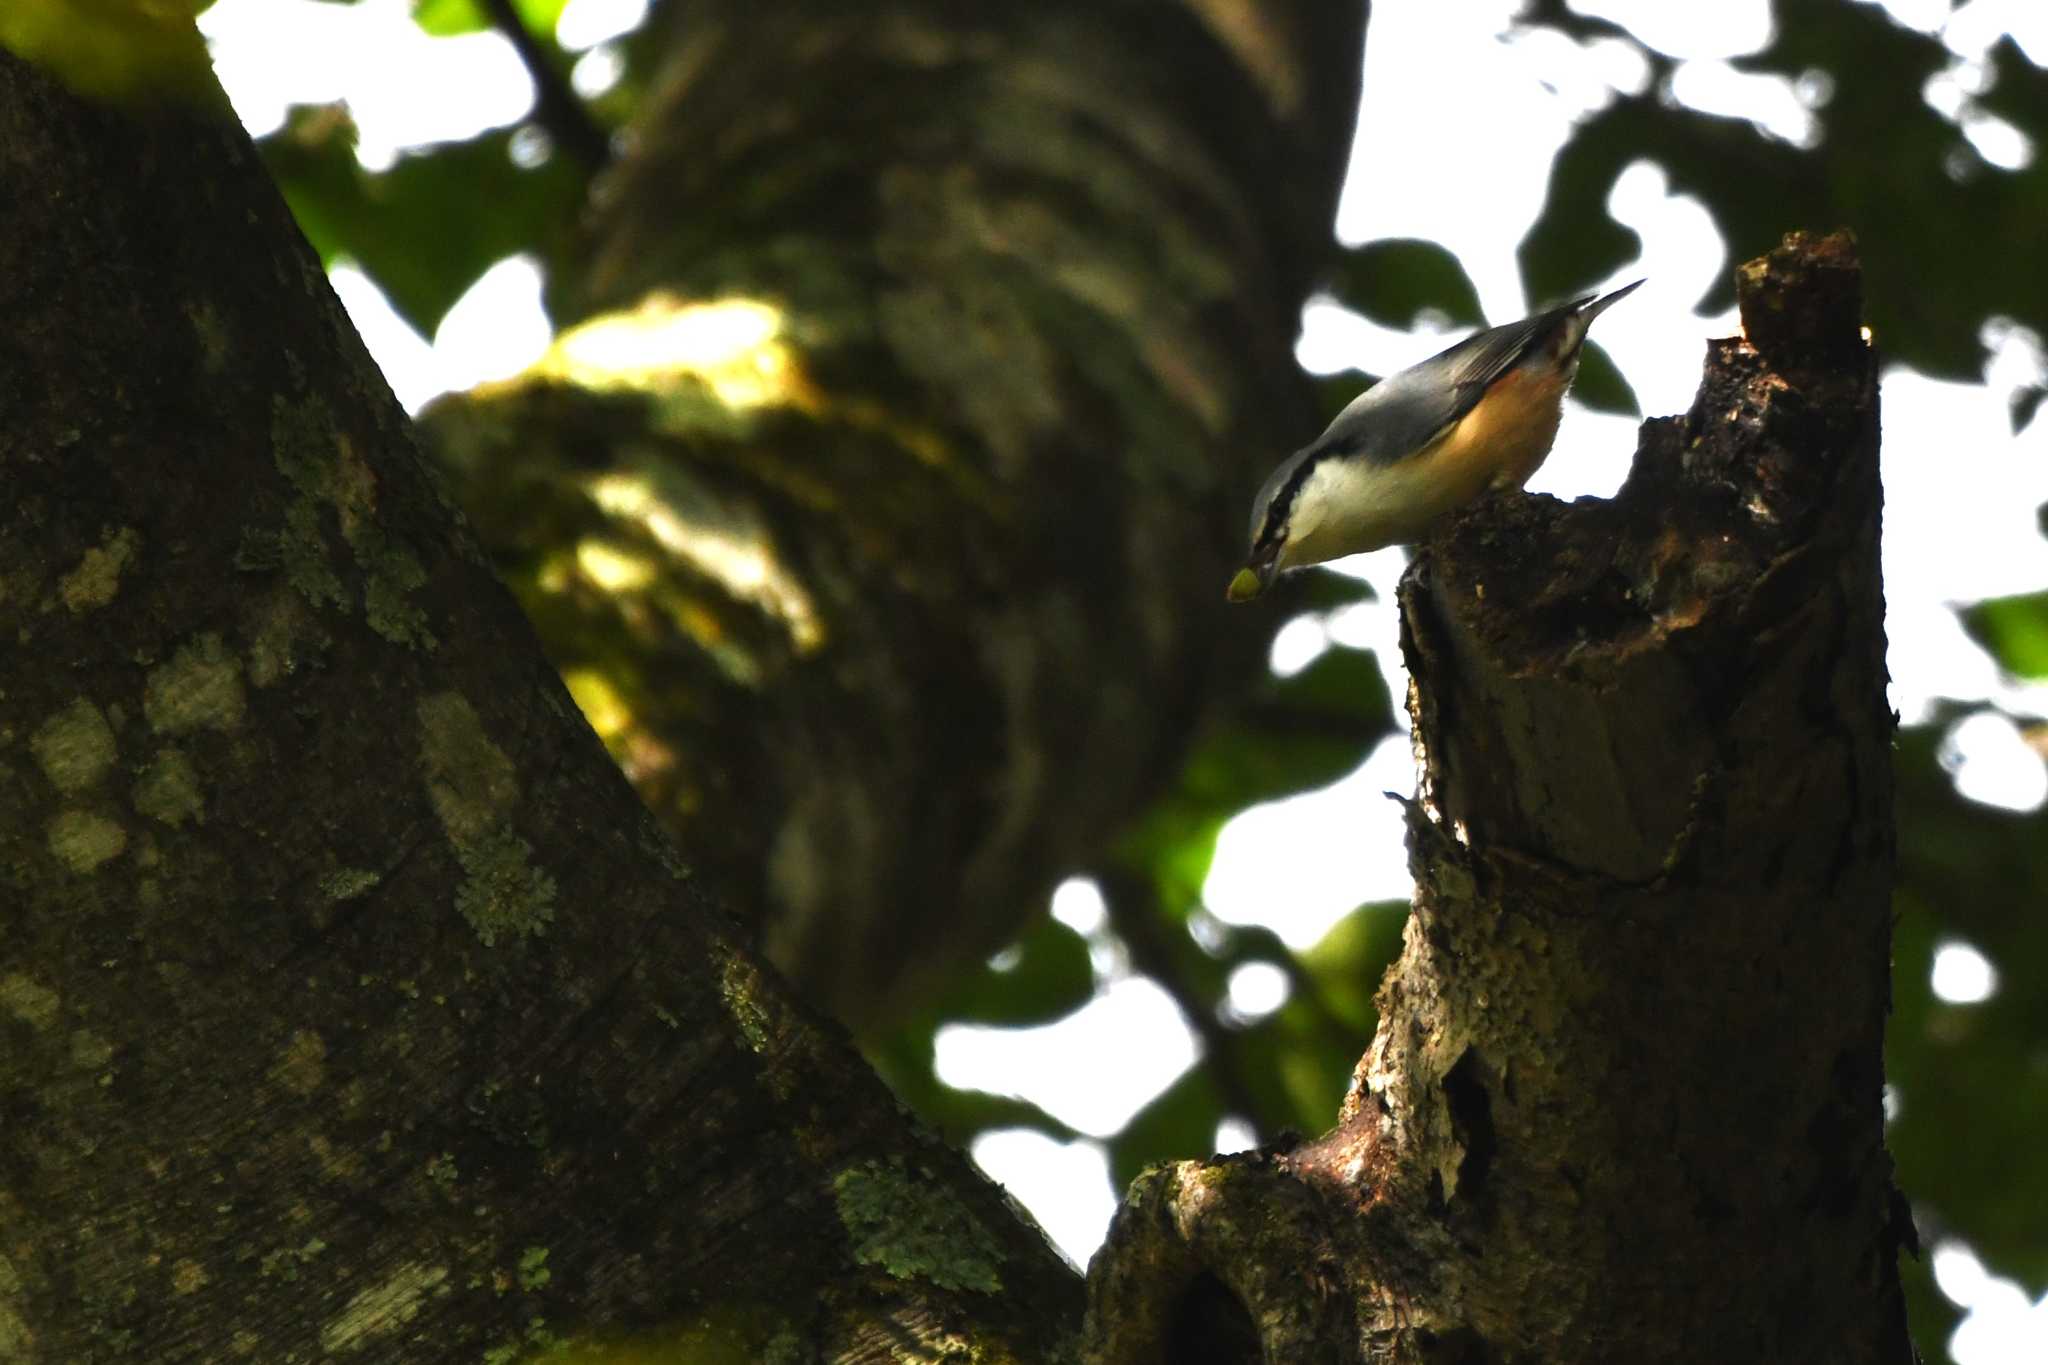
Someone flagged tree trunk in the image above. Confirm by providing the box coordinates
[423,0,1365,1027]
[0,49,1083,1365]
[1083,234,1918,1364]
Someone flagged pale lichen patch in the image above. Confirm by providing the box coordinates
[133,748,204,827]
[832,1157,1005,1294]
[451,827,558,947]
[308,1132,363,1181]
[48,810,126,873]
[417,693,555,946]
[320,1261,447,1353]
[418,694,516,837]
[185,299,231,373]
[58,527,140,613]
[257,1236,330,1282]
[68,1029,113,1072]
[0,974,59,1030]
[321,867,381,901]
[712,944,806,1094]
[243,588,325,688]
[270,1029,326,1096]
[0,1254,32,1356]
[716,952,776,1056]
[29,698,116,794]
[145,634,246,734]
[266,393,437,649]
[273,392,344,507]
[328,432,379,539]
[171,1259,209,1295]
[357,530,433,648]
[516,1246,550,1292]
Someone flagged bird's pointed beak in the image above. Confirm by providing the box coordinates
[1583,277,1646,321]
[1226,563,1270,603]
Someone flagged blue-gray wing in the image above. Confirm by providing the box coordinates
[1308,296,1593,468]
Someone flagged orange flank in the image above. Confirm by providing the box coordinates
[1439,361,1572,495]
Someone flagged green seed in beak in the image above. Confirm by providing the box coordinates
[1226,567,1264,602]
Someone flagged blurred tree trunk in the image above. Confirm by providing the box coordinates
[424,0,1366,1028]
[1085,236,1921,1364]
[0,0,1358,1360]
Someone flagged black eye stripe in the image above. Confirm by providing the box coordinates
[1264,452,1324,540]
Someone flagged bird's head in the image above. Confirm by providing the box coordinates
[1228,447,1316,602]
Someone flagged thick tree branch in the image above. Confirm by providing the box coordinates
[0,50,1076,1362]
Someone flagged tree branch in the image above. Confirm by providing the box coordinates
[1086,232,1916,1365]
[479,0,612,172]
[1100,868,1276,1138]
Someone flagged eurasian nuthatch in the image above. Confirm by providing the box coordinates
[1228,280,1643,601]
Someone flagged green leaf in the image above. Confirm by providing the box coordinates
[1329,238,1486,330]
[1519,3,2048,382]
[1266,642,1393,730]
[1959,592,2048,678]
[1296,900,1409,1034]
[1571,337,1639,417]
[262,108,585,336]
[861,1025,1083,1148]
[2009,383,2046,434]
[1107,1067,1221,1193]
[1887,710,2048,1294]
[411,0,486,34]
[923,916,1095,1028]
[1255,995,1359,1130]
[1291,567,1376,612]
[1115,644,1396,909]
[0,0,223,109]
[1170,695,1362,813]
[1153,818,1228,913]
[1515,115,1644,317]
[1899,1251,1961,1365]
[412,0,570,38]
[1888,891,2048,1290]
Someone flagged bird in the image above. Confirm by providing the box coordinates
[1227,280,1643,602]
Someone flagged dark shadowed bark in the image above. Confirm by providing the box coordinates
[1,0,1365,1358]
[1,50,1089,1365]
[423,0,1365,1027]
[1083,235,1917,1364]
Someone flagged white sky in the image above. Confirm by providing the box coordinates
[193,0,2048,1351]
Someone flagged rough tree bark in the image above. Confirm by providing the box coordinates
[0,0,1361,1358]
[423,0,1365,1027]
[0,49,1087,1365]
[1084,234,1917,1364]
